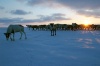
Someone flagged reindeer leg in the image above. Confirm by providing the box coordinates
[55,30,56,35]
[53,30,55,36]
[12,33,15,41]
[23,31,27,39]
[51,30,53,36]
[10,34,13,41]
[20,32,22,39]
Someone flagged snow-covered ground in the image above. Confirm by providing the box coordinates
[0,27,100,66]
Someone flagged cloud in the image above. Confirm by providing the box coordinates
[0,6,4,9]
[17,0,100,18]
[0,18,37,23]
[10,9,32,15]
[26,0,55,6]
[0,18,23,23]
[56,0,100,9]
[18,0,100,9]
[52,13,66,16]
[77,9,100,18]
[0,13,71,24]
[37,13,71,22]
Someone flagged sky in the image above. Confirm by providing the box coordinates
[0,0,100,27]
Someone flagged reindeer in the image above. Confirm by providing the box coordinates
[4,25,27,41]
[50,23,56,36]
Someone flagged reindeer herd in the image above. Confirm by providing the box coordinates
[4,23,100,41]
[26,23,100,31]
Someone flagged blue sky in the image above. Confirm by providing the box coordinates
[0,0,100,27]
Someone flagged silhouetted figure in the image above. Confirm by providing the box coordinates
[50,23,56,36]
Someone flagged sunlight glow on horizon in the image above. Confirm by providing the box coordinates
[84,20,90,26]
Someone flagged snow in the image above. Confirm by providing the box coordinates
[0,27,100,66]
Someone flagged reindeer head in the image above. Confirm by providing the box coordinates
[4,33,11,40]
